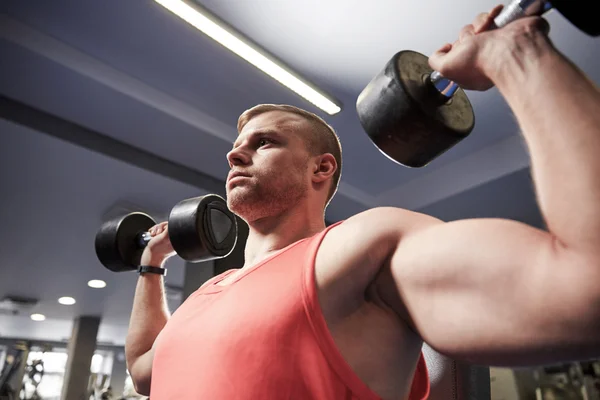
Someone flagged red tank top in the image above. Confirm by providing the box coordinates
[151,222,430,399]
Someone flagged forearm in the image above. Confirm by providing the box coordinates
[490,34,600,257]
[125,271,170,366]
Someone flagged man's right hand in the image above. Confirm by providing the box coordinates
[139,222,176,267]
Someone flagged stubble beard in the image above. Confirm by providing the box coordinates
[227,172,308,223]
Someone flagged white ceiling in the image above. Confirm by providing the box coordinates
[0,0,598,345]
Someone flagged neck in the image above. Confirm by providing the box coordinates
[242,202,326,269]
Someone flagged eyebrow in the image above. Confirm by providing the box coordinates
[232,129,284,149]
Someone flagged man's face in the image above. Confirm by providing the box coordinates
[226,111,313,222]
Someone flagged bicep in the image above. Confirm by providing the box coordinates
[382,217,600,366]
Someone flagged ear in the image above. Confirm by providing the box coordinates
[311,153,337,184]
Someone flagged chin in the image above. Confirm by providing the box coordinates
[226,179,308,222]
[227,188,260,219]
[227,189,281,223]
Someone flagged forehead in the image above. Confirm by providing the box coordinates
[240,111,310,136]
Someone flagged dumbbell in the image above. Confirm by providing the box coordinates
[356,0,598,168]
[95,194,238,272]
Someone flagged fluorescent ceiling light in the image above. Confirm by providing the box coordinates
[31,313,46,321]
[88,280,107,289]
[58,296,76,305]
[154,0,342,116]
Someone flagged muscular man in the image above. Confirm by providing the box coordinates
[124,6,600,400]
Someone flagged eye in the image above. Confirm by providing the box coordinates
[258,138,272,147]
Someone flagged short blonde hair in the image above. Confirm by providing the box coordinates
[237,104,342,206]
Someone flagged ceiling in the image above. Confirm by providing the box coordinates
[0,0,598,345]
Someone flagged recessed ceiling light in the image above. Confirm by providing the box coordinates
[30,313,46,322]
[153,0,342,116]
[88,280,107,289]
[58,296,76,305]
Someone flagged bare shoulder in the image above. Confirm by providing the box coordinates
[318,206,441,266]
[315,207,441,313]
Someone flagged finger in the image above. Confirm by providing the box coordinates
[489,4,505,20]
[459,24,475,41]
[472,12,489,33]
[151,223,165,235]
[476,4,504,33]
[435,43,453,55]
[158,226,170,239]
[429,43,452,72]
[155,221,167,234]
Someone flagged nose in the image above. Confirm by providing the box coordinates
[226,146,251,168]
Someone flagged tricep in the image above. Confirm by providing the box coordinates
[382,216,600,366]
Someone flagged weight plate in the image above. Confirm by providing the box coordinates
[168,194,238,263]
[552,0,599,37]
[356,50,475,167]
[95,212,156,272]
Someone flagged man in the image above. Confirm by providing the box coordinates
[124,5,600,400]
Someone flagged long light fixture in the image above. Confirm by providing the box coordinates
[153,0,342,116]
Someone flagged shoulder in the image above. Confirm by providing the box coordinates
[315,207,441,309]
[328,207,441,245]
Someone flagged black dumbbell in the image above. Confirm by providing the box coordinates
[356,0,598,168]
[95,194,238,272]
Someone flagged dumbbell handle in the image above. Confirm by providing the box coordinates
[136,231,153,248]
[430,0,554,98]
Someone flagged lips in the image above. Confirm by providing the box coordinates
[227,171,251,182]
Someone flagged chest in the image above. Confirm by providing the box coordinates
[159,261,422,400]
[173,268,306,347]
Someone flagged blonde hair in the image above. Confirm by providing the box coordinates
[237,104,342,207]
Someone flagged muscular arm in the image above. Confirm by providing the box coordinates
[495,29,600,258]
[327,24,600,367]
[125,271,170,395]
[124,223,174,395]
[383,214,600,366]
[377,29,600,366]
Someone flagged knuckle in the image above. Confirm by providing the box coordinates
[508,17,548,38]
